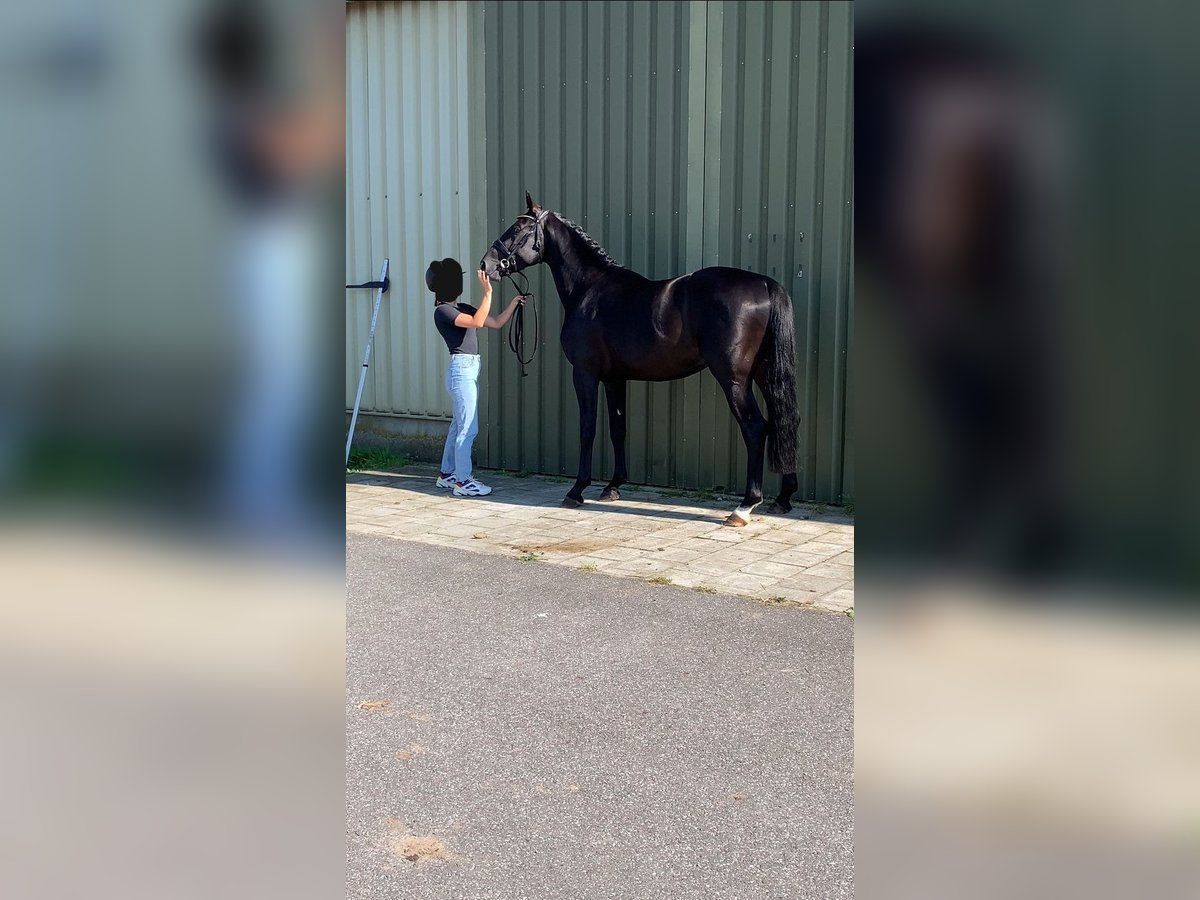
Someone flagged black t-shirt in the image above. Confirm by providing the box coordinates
[434,303,480,355]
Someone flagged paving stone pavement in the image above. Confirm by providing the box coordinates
[346,466,854,613]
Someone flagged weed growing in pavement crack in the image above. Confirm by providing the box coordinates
[346,447,411,472]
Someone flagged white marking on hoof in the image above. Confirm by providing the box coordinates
[725,503,759,526]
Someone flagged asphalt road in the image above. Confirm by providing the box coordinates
[347,533,853,900]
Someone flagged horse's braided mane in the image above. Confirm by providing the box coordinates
[554,213,623,269]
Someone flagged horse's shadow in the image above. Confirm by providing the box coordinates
[347,470,845,526]
[475,487,738,524]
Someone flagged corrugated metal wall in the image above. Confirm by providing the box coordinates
[346,0,853,502]
[345,0,485,419]
[480,0,852,501]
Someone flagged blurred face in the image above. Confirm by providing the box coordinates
[438,265,463,300]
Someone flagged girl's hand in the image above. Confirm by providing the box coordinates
[477,269,492,296]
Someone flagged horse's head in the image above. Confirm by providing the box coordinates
[479,191,551,282]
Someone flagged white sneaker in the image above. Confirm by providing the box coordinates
[436,473,458,489]
[453,478,493,497]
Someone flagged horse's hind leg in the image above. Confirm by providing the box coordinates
[769,473,799,515]
[599,379,628,501]
[713,371,767,527]
[752,370,798,514]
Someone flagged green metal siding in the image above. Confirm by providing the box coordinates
[480,0,852,501]
[346,0,853,502]
[345,0,484,420]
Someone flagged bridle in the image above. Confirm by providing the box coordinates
[489,208,551,275]
[486,208,550,378]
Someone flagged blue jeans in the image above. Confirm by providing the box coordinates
[440,354,481,482]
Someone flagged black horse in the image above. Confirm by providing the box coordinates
[480,193,799,526]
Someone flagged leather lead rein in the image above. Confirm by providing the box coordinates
[504,269,537,377]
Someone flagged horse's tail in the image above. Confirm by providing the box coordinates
[760,281,800,474]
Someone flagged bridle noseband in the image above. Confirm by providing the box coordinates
[490,208,550,275]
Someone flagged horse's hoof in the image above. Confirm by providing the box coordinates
[723,513,749,527]
[562,496,583,509]
[598,488,620,502]
[765,501,792,516]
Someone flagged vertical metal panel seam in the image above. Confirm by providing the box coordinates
[681,0,708,487]
[629,2,643,482]
[729,1,747,486]
[694,0,707,488]
[468,1,490,462]
[785,1,803,496]
[414,0,425,415]
[557,0,569,475]
[668,1,685,485]
[575,0,586,476]
[431,2,450,414]
[537,0,548,473]
[384,2,399,415]
[357,7,373,410]
[367,0,386,412]
[647,1,659,480]
[668,0,681,484]
[820,0,843,499]
[580,0,589,231]
[346,12,366,409]
[815,0,850,501]
[700,0,722,485]
[414,8,430,417]
[484,1,501,465]
[403,2,422,415]
[790,1,814,495]
[511,0,520,465]
[802,1,829,500]
[830,2,853,500]
[427,6,441,420]
[404,3,419,415]
[598,1,612,477]
[759,1,772,276]
[488,1,503,463]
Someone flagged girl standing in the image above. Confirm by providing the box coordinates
[427,258,524,496]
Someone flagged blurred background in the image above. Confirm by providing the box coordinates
[0,1,344,898]
[857,0,1200,897]
[0,0,344,552]
[859,0,1200,592]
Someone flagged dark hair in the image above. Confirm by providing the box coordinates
[425,258,464,304]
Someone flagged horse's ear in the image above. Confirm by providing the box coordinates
[525,190,538,211]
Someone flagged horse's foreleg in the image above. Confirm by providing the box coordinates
[564,368,600,508]
[716,376,767,527]
[599,379,628,501]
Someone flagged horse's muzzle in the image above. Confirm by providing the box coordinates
[478,256,499,281]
